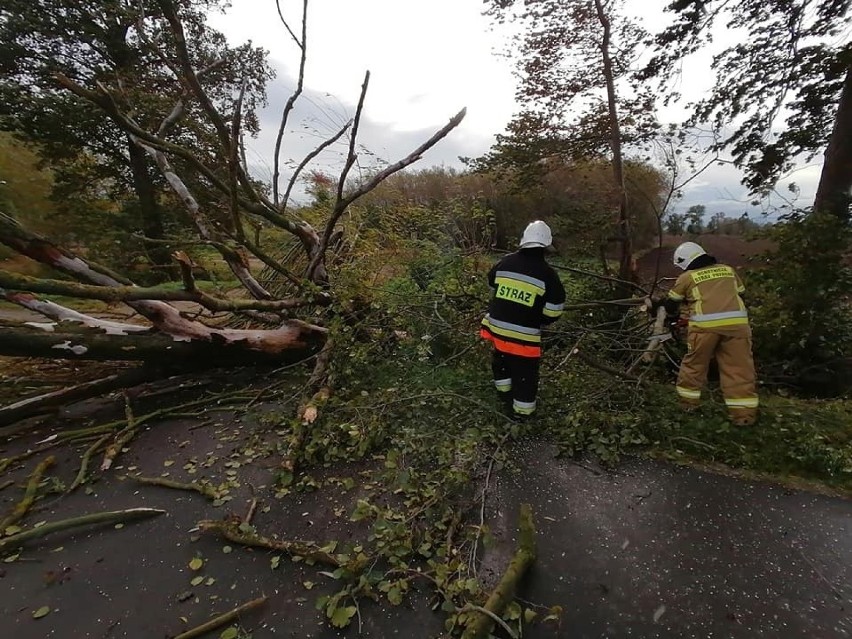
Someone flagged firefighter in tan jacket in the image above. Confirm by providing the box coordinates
[664,241,759,425]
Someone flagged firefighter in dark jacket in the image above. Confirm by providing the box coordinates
[480,221,566,417]
[664,241,759,425]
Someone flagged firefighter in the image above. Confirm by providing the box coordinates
[480,221,566,418]
[663,241,758,425]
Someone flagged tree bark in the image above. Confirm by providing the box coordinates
[0,367,164,427]
[128,139,173,277]
[814,65,852,219]
[0,324,322,363]
[594,0,636,289]
[0,214,326,346]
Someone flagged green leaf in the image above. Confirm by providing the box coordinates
[219,627,239,639]
[524,608,538,623]
[188,557,204,571]
[330,605,357,628]
[278,470,294,488]
[319,541,338,554]
[387,586,403,606]
[505,601,522,620]
[33,606,50,619]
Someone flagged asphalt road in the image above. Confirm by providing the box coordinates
[1,422,850,638]
[486,442,852,638]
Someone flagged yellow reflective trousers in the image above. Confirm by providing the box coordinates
[676,327,758,425]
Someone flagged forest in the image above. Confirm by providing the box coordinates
[0,0,849,637]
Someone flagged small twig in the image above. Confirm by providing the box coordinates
[245,498,259,525]
[66,434,111,495]
[575,350,644,384]
[471,435,508,575]
[173,596,268,639]
[436,343,475,368]
[0,507,165,550]
[669,436,716,451]
[0,480,14,492]
[133,476,221,500]
[0,455,55,533]
[101,394,137,471]
[554,334,586,371]
[196,519,340,566]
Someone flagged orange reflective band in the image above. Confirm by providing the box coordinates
[480,329,541,358]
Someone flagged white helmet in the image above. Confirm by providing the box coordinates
[673,241,706,270]
[519,220,552,248]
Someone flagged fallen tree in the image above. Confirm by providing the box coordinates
[0,0,464,422]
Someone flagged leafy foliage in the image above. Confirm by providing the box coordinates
[745,210,852,393]
[0,0,272,271]
[643,0,852,196]
[483,0,658,158]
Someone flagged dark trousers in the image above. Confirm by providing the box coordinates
[491,350,540,415]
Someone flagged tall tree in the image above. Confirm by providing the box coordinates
[0,0,464,419]
[483,0,658,284]
[643,0,852,219]
[0,0,271,272]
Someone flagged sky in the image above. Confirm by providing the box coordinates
[207,0,823,217]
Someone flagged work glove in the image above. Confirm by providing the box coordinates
[668,316,687,339]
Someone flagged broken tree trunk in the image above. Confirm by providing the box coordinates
[0,213,326,354]
[0,367,164,427]
[0,324,323,363]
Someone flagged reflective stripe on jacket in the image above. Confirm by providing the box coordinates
[667,264,748,329]
[481,250,566,358]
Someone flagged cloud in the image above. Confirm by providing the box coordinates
[242,70,488,204]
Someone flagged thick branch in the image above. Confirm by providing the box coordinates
[0,508,165,551]
[273,0,309,206]
[0,456,55,533]
[461,503,536,639]
[0,270,316,312]
[197,519,340,566]
[0,211,187,326]
[229,79,248,241]
[54,74,313,242]
[307,107,467,280]
[0,324,324,362]
[0,367,162,427]
[1,288,149,334]
[0,216,326,344]
[132,136,273,299]
[155,0,271,209]
[174,597,268,639]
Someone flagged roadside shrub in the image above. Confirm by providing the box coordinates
[745,210,852,396]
